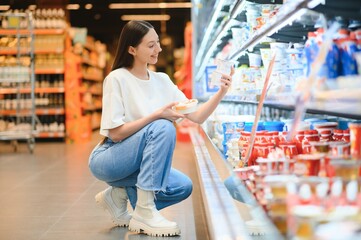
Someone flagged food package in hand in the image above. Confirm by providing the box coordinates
[210,59,234,86]
[173,99,198,114]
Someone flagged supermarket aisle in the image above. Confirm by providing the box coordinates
[0,133,209,240]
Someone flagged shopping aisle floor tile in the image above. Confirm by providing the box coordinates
[0,133,208,240]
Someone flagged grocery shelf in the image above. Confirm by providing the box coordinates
[0,28,65,36]
[0,87,64,94]
[82,105,102,111]
[89,90,102,95]
[83,43,96,52]
[0,12,36,153]
[35,131,65,138]
[0,49,64,55]
[82,58,100,68]
[82,74,103,82]
[35,68,65,74]
[0,108,65,116]
[0,49,31,55]
[34,49,64,54]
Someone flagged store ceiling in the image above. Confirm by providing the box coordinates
[6,0,192,51]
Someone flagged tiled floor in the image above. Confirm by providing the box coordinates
[0,134,209,240]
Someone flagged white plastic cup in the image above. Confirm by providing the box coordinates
[260,48,272,67]
[248,53,262,68]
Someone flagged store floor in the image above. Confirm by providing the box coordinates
[0,133,209,240]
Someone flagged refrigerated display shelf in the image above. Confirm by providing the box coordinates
[195,0,245,80]
[195,0,323,81]
[193,0,361,237]
[228,0,323,61]
[188,126,252,240]
[206,97,361,120]
[189,125,283,239]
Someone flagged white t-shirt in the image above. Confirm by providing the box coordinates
[100,68,188,137]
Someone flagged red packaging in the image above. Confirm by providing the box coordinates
[349,122,361,159]
[279,141,298,158]
[294,154,323,176]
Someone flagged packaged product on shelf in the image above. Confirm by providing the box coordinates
[337,29,359,76]
[348,122,361,159]
[247,52,262,68]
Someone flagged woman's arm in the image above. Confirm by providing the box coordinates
[108,102,185,142]
[185,71,233,124]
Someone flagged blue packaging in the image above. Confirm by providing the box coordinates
[244,122,264,132]
[338,120,350,130]
[205,65,218,92]
[325,40,341,79]
[304,32,318,76]
[222,122,245,134]
[339,38,359,76]
[263,121,285,132]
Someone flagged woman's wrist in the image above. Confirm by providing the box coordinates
[217,88,228,98]
[149,111,160,122]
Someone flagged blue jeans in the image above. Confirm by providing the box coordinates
[89,119,193,210]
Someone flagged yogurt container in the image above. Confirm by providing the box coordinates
[173,99,198,114]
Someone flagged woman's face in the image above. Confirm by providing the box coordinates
[132,28,162,65]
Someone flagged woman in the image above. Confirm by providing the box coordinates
[88,20,233,237]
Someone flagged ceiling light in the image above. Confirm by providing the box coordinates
[85,4,93,10]
[0,5,10,11]
[109,2,192,9]
[67,4,80,10]
[121,14,171,21]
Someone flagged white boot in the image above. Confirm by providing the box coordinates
[128,188,181,236]
[95,186,132,227]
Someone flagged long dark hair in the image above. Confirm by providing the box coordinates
[111,20,154,71]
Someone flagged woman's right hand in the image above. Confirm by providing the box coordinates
[156,102,185,122]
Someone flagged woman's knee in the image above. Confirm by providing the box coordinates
[183,177,193,198]
[150,119,176,139]
[178,174,193,199]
